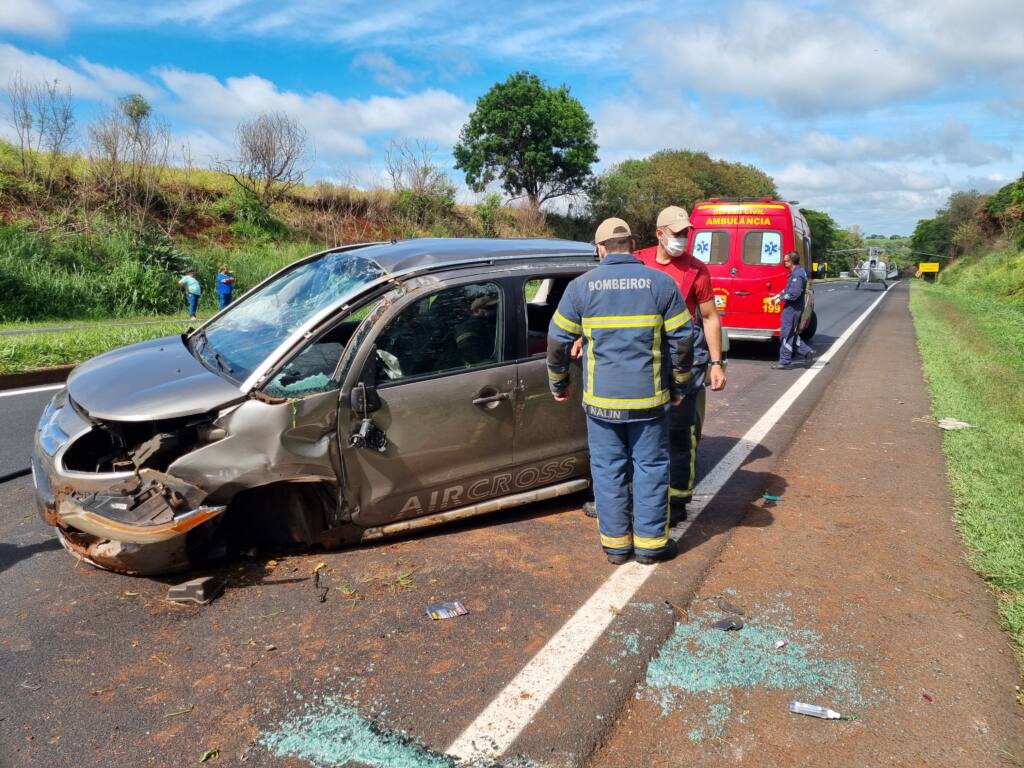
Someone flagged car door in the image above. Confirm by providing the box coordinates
[513,273,589,474]
[730,228,787,330]
[340,279,516,528]
[691,228,734,318]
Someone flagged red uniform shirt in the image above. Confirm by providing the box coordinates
[635,245,713,319]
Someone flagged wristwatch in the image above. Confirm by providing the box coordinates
[710,360,725,367]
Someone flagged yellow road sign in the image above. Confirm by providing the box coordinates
[919,262,940,273]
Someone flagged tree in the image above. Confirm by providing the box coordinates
[910,213,951,258]
[799,208,838,264]
[5,73,76,188]
[589,150,778,245]
[222,111,308,206]
[384,138,457,227]
[454,71,598,208]
[88,93,170,231]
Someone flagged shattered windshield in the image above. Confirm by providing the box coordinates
[194,250,387,384]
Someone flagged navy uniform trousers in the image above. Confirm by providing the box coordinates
[586,411,670,557]
[778,306,813,365]
[668,380,706,503]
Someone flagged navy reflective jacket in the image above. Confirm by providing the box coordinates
[779,265,808,310]
[547,253,695,422]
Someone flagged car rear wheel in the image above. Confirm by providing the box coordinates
[800,310,818,342]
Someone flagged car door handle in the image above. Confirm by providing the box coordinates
[735,290,751,296]
[472,391,511,406]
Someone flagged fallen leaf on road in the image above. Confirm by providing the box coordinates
[199,747,219,762]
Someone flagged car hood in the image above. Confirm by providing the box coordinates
[67,335,244,422]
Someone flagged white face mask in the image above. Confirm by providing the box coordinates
[663,233,688,257]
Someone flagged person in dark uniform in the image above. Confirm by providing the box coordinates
[581,206,726,524]
[771,251,814,369]
[547,218,695,565]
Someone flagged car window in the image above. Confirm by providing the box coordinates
[742,231,783,265]
[374,282,503,383]
[523,276,574,357]
[692,231,730,265]
[195,250,386,384]
[263,301,379,398]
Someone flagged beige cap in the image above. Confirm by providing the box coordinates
[594,217,632,244]
[656,205,693,233]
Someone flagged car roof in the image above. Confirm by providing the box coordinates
[342,237,596,275]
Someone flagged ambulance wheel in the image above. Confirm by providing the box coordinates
[800,311,818,342]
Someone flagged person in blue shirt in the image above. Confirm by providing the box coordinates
[178,268,202,321]
[547,217,695,566]
[215,264,235,310]
[770,251,814,369]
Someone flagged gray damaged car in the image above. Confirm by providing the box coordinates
[32,239,599,575]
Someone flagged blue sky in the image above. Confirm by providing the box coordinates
[1,0,1022,233]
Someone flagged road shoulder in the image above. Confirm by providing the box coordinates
[588,285,1024,767]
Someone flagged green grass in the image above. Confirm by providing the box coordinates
[0,312,212,332]
[937,243,1024,309]
[0,321,192,374]
[910,282,1024,657]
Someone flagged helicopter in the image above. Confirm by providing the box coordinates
[853,247,899,290]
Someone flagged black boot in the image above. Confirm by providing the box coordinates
[606,550,631,565]
[636,538,678,565]
[670,498,688,526]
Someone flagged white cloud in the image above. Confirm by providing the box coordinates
[872,0,1024,70]
[351,52,417,91]
[0,0,65,39]
[631,0,1024,116]
[0,44,105,99]
[937,119,1013,167]
[74,57,161,100]
[640,2,934,114]
[153,67,470,165]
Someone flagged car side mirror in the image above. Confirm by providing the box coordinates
[350,382,381,415]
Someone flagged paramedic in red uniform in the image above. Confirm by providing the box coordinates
[583,206,727,523]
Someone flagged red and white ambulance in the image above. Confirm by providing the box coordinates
[688,197,817,341]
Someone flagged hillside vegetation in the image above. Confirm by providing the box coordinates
[0,138,552,322]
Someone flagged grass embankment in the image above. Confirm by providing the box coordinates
[0,319,195,374]
[910,281,1024,657]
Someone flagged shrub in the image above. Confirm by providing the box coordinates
[211,189,290,240]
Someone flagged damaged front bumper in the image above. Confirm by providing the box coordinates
[32,390,226,575]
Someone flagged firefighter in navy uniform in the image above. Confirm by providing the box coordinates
[547,218,695,565]
[581,205,726,524]
[770,251,814,369]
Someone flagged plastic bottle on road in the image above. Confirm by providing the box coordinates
[788,700,842,719]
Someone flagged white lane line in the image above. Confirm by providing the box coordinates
[0,383,65,399]
[446,286,893,762]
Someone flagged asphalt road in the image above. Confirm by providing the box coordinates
[0,387,61,478]
[0,281,888,767]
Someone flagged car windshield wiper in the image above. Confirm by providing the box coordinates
[213,350,233,373]
[189,329,233,375]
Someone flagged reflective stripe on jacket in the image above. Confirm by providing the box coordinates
[546,253,695,422]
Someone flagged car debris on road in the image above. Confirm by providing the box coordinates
[788,700,843,719]
[166,576,224,605]
[426,600,468,620]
